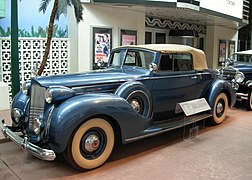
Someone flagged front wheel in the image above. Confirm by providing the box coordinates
[247,90,252,111]
[211,93,228,125]
[65,118,115,170]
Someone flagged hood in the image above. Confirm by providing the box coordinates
[31,67,150,88]
[233,62,252,74]
[233,62,252,81]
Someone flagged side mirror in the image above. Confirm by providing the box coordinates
[149,63,158,72]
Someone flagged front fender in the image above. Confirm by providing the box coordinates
[206,79,236,111]
[11,91,29,125]
[48,93,150,153]
[245,80,252,88]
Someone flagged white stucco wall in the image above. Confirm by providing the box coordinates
[205,25,238,69]
[69,4,146,72]
[0,82,10,110]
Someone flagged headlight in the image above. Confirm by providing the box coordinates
[234,72,245,83]
[44,86,75,104]
[45,89,53,104]
[22,81,31,95]
[11,108,23,123]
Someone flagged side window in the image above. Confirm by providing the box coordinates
[125,51,142,67]
[110,51,121,66]
[139,51,155,69]
[174,54,193,71]
[159,53,193,71]
[159,54,173,71]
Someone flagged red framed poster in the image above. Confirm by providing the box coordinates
[93,27,112,69]
[120,29,137,46]
[218,39,226,65]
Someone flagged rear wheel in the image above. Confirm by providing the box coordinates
[65,118,114,170]
[247,90,252,111]
[211,93,228,125]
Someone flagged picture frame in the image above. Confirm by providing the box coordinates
[93,27,112,70]
[120,29,137,46]
[218,39,226,65]
[228,40,235,59]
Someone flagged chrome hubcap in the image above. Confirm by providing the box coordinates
[216,102,224,114]
[130,99,141,113]
[85,134,100,153]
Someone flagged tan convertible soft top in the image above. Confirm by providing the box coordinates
[121,44,208,70]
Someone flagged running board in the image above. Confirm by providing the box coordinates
[125,113,212,143]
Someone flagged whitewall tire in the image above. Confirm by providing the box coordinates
[65,118,115,170]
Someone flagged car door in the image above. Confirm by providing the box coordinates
[151,53,201,120]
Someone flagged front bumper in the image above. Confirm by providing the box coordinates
[0,120,56,161]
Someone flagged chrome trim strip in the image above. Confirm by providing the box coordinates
[72,82,122,90]
[44,106,55,141]
[75,89,115,95]
[0,121,56,161]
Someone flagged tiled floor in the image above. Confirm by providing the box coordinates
[0,109,11,143]
[0,106,252,180]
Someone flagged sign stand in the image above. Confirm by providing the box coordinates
[175,98,211,141]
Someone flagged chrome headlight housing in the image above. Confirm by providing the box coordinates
[44,86,75,104]
[234,72,245,83]
[22,81,31,95]
[11,108,24,124]
[45,89,53,104]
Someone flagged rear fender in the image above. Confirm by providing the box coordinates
[48,93,150,153]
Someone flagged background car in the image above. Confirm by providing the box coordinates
[1,44,236,171]
[222,50,252,110]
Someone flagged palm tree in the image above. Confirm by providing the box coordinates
[37,0,83,75]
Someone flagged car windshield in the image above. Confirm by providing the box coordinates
[109,49,155,69]
[237,55,252,63]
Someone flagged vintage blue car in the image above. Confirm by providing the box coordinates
[1,44,237,170]
[222,50,252,110]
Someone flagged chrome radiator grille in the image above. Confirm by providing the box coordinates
[29,84,46,129]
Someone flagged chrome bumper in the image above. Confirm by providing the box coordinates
[0,120,56,161]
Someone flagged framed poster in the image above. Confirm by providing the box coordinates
[218,39,226,65]
[93,27,112,69]
[120,29,137,46]
[228,40,235,59]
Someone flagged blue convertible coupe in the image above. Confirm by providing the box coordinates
[1,44,238,170]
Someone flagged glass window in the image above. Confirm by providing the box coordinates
[173,54,193,71]
[159,54,173,71]
[145,32,152,44]
[109,51,123,67]
[155,33,166,44]
[159,53,193,71]
[124,50,155,69]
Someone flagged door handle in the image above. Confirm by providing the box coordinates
[190,76,197,79]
